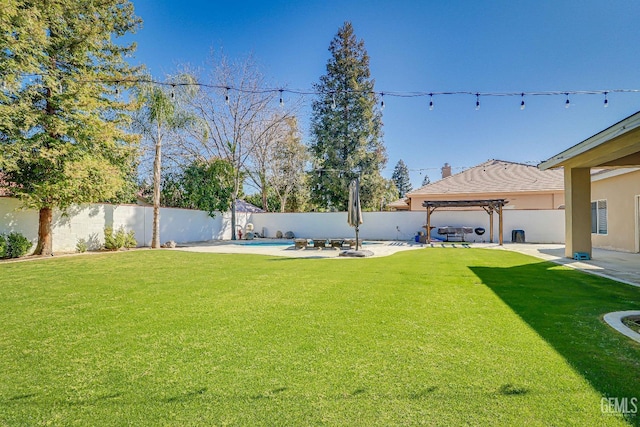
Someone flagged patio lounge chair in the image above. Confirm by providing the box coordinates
[312,239,327,249]
[294,239,308,250]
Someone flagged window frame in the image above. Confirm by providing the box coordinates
[591,199,608,235]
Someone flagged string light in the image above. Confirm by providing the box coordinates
[279,89,284,107]
[520,93,525,110]
[380,92,385,110]
[475,93,480,110]
[6,72,640,110]
[170,84,175,99]
[225,87,230,104]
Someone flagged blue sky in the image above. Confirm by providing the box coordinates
[127,0,640,189]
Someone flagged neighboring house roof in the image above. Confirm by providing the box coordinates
[387,198,410,210]
[236,199,264,213]
[407,159,564,196]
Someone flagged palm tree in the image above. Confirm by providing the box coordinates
[133,79,197,248]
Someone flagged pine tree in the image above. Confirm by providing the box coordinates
[391,159,412,197]
[0,0,141,255]
[308,22,387,211]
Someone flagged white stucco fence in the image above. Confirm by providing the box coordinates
[251,209,565,243]
[0,197,250,252]
[0,196,564,252]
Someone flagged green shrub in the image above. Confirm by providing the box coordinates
[76,238,88,253]
[104,226,136,251]
[124,230,137,249]
[0,234,7,258]
[6,232,32,258]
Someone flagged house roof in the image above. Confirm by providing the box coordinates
[236,199,264,213]
[539,110,640,170]
[387,198,410,210]
[407,159,564,196]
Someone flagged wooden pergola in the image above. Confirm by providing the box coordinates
[421,199,508,245]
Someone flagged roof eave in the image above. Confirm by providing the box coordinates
[539,110,640,170]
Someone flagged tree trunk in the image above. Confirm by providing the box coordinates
[261,173,268,212]
[262,188,268,212]
[231,196,237,240]
[152,137,162,248]
[34,207,53,256]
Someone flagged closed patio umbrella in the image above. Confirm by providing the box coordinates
[347,178,363,250]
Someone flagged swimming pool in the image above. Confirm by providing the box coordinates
[233,239,374,246]
[233,240,295,246]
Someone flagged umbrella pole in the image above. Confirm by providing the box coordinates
[355,226,359,251]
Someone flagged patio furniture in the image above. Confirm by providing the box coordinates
[342,239,356,249]
[294,239,308,250]
[312,239,327,249]
[330,239,343,249]
[437,226,474,242]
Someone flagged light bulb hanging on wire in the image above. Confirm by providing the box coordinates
[475,93,480,110]
[380,92,385,110]
[225,87,230,105]
[604,91,609,108]
[564,93,570,108]
[170,84,175,99]
[520,93,525,110]
[279,89,284,107]
[429,93,434,111]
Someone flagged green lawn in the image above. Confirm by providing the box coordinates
[1,249,639,426]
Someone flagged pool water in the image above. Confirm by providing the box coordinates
[233,240,294,246]
[233,239,373,246]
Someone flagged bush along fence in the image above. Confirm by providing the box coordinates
[0,232,32,259]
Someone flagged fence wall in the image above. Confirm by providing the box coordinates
[1,197,565,253]
[0,197,250,252]
[250,209,565,243]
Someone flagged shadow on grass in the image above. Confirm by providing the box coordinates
[471,260,640,423]
[165,387,207,403]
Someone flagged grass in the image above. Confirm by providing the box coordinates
[0,249,639,426]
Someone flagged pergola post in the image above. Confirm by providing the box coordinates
[498,203,503,245]
[489,209,494,243]
[425,207,436,243]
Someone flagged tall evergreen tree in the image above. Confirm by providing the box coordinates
[308,22,387,211]
[0,0,141,255]
[391,159,412,197]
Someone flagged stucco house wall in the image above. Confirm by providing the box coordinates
[408,191,564,211]
[591,169,640,252]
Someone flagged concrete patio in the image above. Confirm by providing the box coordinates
[497,243,640,288]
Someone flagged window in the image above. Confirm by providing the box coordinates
[591,200,607,235]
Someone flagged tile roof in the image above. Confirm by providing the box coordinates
[407,159,564,196]
[387,198,410,209]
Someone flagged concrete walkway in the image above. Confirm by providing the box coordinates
[494,243,640,288]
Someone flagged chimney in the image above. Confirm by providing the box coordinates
[441,163,452,179]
